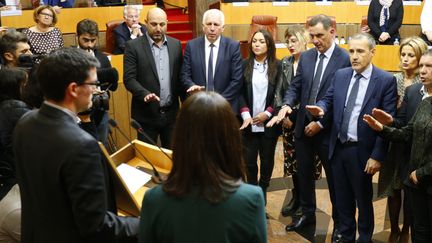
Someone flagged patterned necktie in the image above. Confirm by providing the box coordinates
[339,73,363,143]
[207,43,215,91]
[308,53,326,105]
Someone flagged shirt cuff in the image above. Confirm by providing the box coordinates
[316,121,323,129]
[241,111,252,121]
[264,111,272,119]
[130,34,137,40]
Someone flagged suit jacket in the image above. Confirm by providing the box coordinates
[394,82,423,128]
[239,60,282,137]
[282,45,351,138]
[317,66,397,165]
[180,36,243,112]
[13,103,139,243]
[124,35,183,125]
[113,22,147,54]
[368,0,403,43]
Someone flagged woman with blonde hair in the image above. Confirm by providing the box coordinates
[22,5,64,56]
[377,36,428,243]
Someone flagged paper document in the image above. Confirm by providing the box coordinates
[117,163,152,193]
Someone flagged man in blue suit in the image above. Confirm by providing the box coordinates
[180,9,243,112]
[276,14,350,234]
[113,5,146,54]
[307,33,397,243]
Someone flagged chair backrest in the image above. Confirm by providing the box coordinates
[248,15,278,42]
[105,19,124,54]
[305,16,337,33]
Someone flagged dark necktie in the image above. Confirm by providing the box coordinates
[207,43,215,91]
[308,53,326,105]
[339,73,363,143]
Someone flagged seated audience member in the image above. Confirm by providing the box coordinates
[22,5,64,56]
[139,92,267,243]
[377,36,428,243]
[113,5,146,54]
[364,49,432,243]
[0,67,31,243]
[367,0,403,45]
[239,29,281,205]
[76,18,118,147]
[0,29,32,68]
[421,0,432,45]
[13,48,139,243]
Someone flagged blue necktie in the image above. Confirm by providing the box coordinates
[308,53,326,105]
[339,73,363,143]
[207,43,215,91]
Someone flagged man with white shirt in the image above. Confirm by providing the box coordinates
[276,14,350,235]
[113,5,146,54]
[180,9,243,112]
[306,33,397,243]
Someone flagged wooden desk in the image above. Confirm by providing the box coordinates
[221,2,422,25]
[1,5,153,34]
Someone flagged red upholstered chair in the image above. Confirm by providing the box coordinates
[105,19,124,54]
[248,15,278,42]
[240,15,278,59]
[360,15,370,33]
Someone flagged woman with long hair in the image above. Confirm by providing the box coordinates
[377,36,428,243]
[139,92,267,243]
[239,29,281,204]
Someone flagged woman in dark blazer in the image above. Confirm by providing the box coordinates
[367,0,404,45]
[239,29,281,204]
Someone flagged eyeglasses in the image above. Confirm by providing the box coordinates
[78,81,100,87]
[39,12,53,18]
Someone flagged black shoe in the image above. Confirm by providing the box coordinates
[285,214,316,231]
[332,228,342,243]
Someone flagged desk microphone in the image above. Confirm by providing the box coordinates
[130,119,172,161]
[108,119,163,184]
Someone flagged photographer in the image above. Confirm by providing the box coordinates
[0,29,32,68]
[76,19,118,147]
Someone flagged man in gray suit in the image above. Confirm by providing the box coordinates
[124,7,183,148]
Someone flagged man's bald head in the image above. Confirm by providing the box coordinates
[145,7,168,45]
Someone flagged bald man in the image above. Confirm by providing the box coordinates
[123,8,183,148]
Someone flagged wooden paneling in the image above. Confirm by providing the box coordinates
[221,2,422,25]
[1,5,153,34]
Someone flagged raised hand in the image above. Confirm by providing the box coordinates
[240,118,253,130]
[144,93,160,102]
[371,108,393,126]
[363,114,384,131]
[276,106,292,124]
[305,105,324,117]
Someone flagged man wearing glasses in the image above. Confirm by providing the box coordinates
[113,5,146,54]
[13,48,139,243]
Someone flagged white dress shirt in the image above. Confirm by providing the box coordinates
[204,36,221,87]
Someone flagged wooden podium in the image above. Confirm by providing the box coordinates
[99,140,172,216]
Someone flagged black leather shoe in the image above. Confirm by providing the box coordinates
[285,214,316,231]
[332,228,343,243]
[281,197,299,217]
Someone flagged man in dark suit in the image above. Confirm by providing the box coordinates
[307,33,397,243]
[124,7,182,149]
[113,5,146,54]
[180,9,243,112]
[276,14,351,233]
[13,48,139,243]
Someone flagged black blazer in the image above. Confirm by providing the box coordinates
[368,0,403,44]
[394,82,423,128]
[123,35,183,125]
[113,22,147,54]
[239,59,282,137]
[14,104,139,243]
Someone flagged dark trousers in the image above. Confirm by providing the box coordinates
[295,133,338,223]
[136,109,175,149]
[332,142,374,243]
[243,132,278,202]
[408,186,432,243]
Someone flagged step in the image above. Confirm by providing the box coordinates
[167,14,189,22]
[168,21,191,32]
[165,8,184,16]
[167,30,193,42]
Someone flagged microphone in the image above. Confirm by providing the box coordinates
[108,119,164,184]
[130,119,172,161]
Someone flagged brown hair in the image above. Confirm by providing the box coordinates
[163,92,246,204]
[399,36,429,72]
[284,25,309,51]
[244,29,278,84]
[33,5,58,26]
